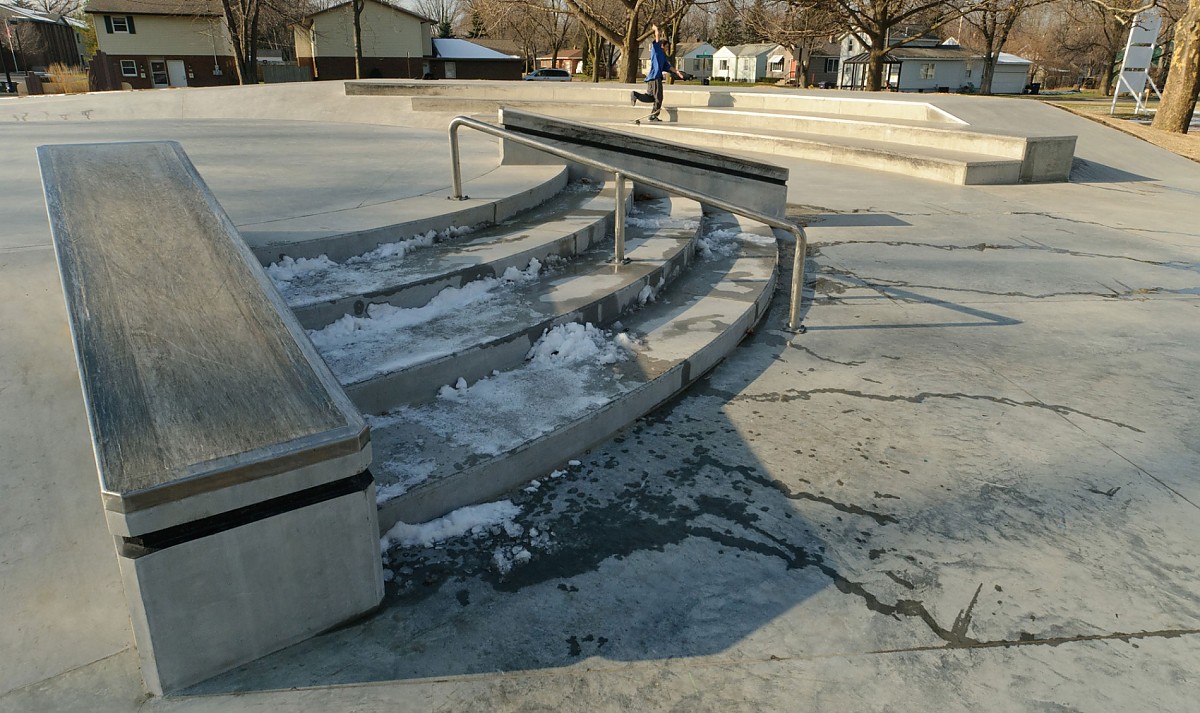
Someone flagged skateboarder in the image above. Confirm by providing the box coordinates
[631,24,684,122]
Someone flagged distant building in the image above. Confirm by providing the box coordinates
[0,2,87,70]
[293,0,434,81]
[84,0,237,89]
[712,43,777,82]
[536,48,583,74]
[433,38,522,80]
[677,42,715,80]
[840,38,1032,93]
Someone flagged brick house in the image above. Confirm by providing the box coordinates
[84,0,237,89]
[293,0,434,81]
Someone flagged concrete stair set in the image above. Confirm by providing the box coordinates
[38,111,786,694]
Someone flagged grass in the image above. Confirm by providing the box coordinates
[1036,93,1200,163]
[46,63,89,95]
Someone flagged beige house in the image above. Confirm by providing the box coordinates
[84,0,236,89]
[294,0,434,81]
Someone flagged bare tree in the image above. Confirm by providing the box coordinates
[827,0,973,90]
[10,0,84,16]
[1152,0,1200,132]
[219,0,318,84]
[560,0,696,82]
[740,0,842,85]
[960,0,1052,93]
[415,0,464,36]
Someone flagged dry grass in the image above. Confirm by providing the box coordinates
[47,63,90,95]
[1045,96,1200,164]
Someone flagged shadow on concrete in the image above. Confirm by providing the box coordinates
[1069,157,1154,184]
[808,213,911,229]
[179,261,859,695]
[800,270,1021,332]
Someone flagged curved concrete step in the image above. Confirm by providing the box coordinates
[310,196,705,413]
[244,163,569,263]
[370,210,779,527]
[271,180,615,330]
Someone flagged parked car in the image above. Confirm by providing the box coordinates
[523,68,572,81]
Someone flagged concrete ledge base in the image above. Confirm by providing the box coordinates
[118,479,383,695]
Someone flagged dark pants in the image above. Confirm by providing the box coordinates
[633,78,664,118]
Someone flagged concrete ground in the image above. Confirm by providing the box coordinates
[2,94,1199,711]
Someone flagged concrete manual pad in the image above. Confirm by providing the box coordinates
[2,90,1200,711]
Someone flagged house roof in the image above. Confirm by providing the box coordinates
[678,42,715,58]
[715,43,778,58]
[302,0,434,25]
[84,0,224,16]
[844,45,977,63]
[536,48,583,60]
[434,38,520,60]
[470,38,522,57]
[997,52,1032,65]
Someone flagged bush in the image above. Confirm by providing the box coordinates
[48,63,89,94]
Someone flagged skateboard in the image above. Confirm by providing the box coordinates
[632,112,661,126]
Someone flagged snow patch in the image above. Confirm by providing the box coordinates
[266,255,339,284]
[380,500,522,550]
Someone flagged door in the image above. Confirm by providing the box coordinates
[149,59,169,88]
[167,60,188,87]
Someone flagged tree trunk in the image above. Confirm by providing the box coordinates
[866,46,887,91]
[980,54,997,94]
[220,0,248,84]
[619,9,640,83]
[353,0,364,79]
[1152,0,1200,133]
[1101,52,1116,96]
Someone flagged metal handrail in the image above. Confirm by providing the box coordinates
[448,115,808,333]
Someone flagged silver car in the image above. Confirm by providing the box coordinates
[523,68,572,81]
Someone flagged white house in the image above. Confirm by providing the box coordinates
[839,36,1032,93]
[713,43,776,82]
[677,41,715,79]
[990,52,1032,93]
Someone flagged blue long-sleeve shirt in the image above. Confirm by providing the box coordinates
[645,41,674,82]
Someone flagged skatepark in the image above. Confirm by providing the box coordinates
[1,80,1199,711]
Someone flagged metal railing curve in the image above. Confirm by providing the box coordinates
[448,115,808,333]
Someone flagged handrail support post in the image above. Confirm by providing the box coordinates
[612,171,628,265]
[786,226,808,334]
[448,122,467,200]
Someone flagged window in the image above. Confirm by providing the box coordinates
[718,59,728,70]
[105,14,135,33]
[120,59,138,77]
[920,63,935,80]
[825,58,839,73]
[771,58,784,71]
[965,63,973,78]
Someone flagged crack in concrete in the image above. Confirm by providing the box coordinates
[726,387,1144,433]
[813,239,1200,273]
[829,275,1161,300]
[786,343,866,367]
[1009,211,1200,239]
[743,470,898,526]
